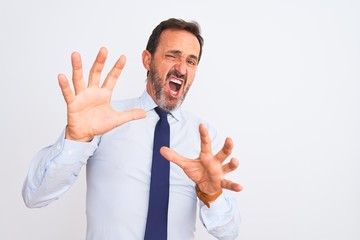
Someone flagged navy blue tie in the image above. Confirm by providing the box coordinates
[144,107,170,240]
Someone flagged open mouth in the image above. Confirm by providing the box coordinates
[169,78,183,97]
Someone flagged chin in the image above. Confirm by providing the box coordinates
[158,99,181,112]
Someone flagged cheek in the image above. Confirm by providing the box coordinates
[158,63,174,80]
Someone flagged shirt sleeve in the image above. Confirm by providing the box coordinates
[199,190,241,240]
[22,129,99,208]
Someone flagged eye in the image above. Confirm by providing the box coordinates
[187,59,197,66]
[165,54,176,59]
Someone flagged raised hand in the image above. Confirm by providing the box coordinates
[58,47,146,142]
[160,123,242,195]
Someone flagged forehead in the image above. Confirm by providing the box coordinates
[157,29,200,57]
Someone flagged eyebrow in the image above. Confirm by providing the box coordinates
[167,50,199,62]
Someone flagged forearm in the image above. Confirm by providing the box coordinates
[199,190,241,240]
[22,130,98,208]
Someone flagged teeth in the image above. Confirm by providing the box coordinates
[170,79,182,85]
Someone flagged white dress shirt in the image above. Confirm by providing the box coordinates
[22,91,240,240]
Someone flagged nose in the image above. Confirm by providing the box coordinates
[174,58,187,76]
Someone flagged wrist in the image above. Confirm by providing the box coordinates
[195,185,222,208]
[65,126,93,142]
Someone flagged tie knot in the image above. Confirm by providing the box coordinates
[155,107,169,119]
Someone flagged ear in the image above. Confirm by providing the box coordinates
[142,50,151,71]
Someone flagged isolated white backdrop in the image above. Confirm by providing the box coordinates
[0,0,359,239]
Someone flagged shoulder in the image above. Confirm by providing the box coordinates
[180,109,215,130]
[180,109,224,150]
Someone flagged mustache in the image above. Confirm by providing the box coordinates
[167,70,186,81]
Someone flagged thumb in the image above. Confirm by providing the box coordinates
[116,109,147,126]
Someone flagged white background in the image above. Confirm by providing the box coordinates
[1,0,359,239]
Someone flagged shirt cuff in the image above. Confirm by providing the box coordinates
[200,192,229,213]
[52,129,99,165]
[199,191,240,237]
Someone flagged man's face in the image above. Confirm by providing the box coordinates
[145,29,200,111]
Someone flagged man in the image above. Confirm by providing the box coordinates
[22,18,242,240]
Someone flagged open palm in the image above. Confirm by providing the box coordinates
[160,124,242,195]
[58,47,146,142]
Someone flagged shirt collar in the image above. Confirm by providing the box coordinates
[139,90,182,121]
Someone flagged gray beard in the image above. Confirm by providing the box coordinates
[148,66,190,112]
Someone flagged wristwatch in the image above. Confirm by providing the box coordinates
[195,185,223,208]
